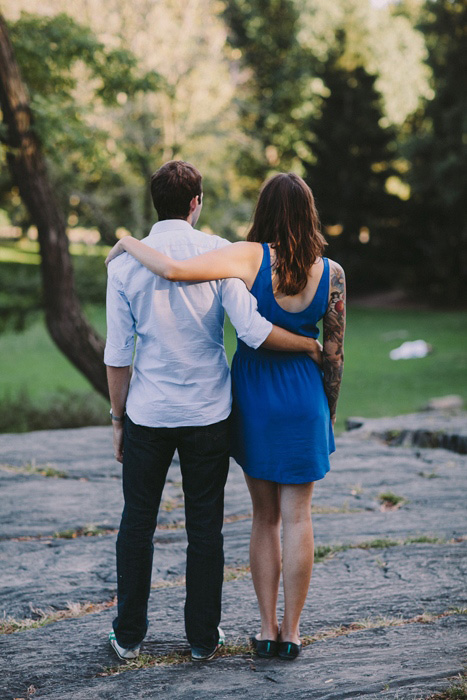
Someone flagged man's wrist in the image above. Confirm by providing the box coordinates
[110,408,125,422]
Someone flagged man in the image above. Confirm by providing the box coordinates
[105,160,321,662]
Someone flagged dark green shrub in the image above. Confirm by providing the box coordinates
[0,388,110,433]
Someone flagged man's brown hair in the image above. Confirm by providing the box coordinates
[150,160,202,220]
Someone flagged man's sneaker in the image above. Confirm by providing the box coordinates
[109,630,141,660]
[191,627,225,661]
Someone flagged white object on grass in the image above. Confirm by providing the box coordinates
[389,340,432,360]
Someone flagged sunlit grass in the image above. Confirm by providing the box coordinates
[0,305,106,400]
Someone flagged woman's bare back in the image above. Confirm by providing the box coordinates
[268,244,325,313]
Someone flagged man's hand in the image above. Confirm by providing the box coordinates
[112,422,124,463]
[308,339,323,368]
[106,366,131,463]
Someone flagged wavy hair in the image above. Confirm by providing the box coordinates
[247,173,326,296]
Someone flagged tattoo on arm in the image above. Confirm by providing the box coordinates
[323,262,346,419]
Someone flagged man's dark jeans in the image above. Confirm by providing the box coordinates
[113,415,230,651]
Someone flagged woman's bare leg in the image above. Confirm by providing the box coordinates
[279,482,314,644]
[244,473,281,640]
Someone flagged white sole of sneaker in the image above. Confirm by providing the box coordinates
[109,632,140,660]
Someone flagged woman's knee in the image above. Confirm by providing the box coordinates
[246,476,280,525]
[280,483,314,525]
[252,506,281,528]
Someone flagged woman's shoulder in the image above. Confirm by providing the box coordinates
[228,240,264,265]
[325,257,345,278]
[325,258,346,304]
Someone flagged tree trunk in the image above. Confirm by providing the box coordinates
[0,14,109,399]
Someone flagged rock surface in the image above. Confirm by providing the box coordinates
[0,412,466,699]
[345,409,467,454]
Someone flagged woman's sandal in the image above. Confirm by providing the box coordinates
[277,641,302,660]
[250,636,278,659]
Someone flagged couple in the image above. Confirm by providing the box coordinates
[104,160,345,663]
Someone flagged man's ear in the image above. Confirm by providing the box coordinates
[189,196,198,213]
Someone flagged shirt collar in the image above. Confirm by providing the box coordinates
[149,219,194,235]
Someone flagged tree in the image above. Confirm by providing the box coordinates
[0,12,108,396]
[302,33,402,292]
[7,0,248,240]
[404,0,467,302]
[1,12,160,243]
[222,0,309,190]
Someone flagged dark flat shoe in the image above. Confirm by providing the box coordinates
[278,641,302,660]
[250,636,278,659]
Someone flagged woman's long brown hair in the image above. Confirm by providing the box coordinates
[247,173,327,296]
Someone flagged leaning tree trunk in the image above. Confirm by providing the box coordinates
[0,14,109,398]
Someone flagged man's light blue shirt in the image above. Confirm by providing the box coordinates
[104,220,272,427]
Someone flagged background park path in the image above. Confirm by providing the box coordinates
[0,411,466,699]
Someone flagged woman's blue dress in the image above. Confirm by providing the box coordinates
[231,244,335,484]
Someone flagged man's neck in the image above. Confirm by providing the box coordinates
[158,216,192,226]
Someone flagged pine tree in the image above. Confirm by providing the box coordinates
[405,0,467,302]
[303,34,401,292]
[222,0,307,187]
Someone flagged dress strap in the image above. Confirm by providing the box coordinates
[261,243,272,271]
[320,257,330,313]
[250,243,272,296]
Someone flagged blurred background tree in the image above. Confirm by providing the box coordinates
[0,12,161,245]
[302,30,403,294]
[402,0,467,303]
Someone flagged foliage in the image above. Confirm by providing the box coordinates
[302,32,403,293]
[2,12,161,242]
[222,0,310,184]
[0,0,464,309]
[0,261,42,332]
[297,0,430,126]
[0,388,109,432]
[0,248,107,331]
[403,0,467,302]
[221,0,433,289]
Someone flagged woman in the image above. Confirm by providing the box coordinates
[105,173,345,660]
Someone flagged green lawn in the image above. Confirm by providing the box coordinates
[0,305,107,400]
[1,304,466,433]
[335,307,467,430]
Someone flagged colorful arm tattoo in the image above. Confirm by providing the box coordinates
[323,261,346,420]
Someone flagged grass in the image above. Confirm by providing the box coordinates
[333,306,467,432]
[378,491,407,509]
[0,462,68,478]
[53,525,116,539]
[0,305,106,401]
[1,240,466,433]
[314,535,448,563]
[425,675,467,700]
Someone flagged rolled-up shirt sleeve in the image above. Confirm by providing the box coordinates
[104,266,136,367]
[220,277,272,349]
